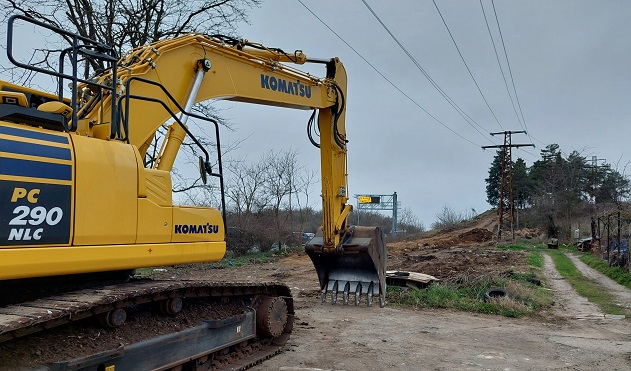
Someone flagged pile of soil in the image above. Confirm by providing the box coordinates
[388,246,525,279]
[458,228,494,243]
[515,227,541,239]
[386,212,526,279]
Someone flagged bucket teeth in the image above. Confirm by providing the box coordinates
[321,280,384,307]
[342,282,350,305]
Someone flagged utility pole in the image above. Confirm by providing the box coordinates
[589,156,606,209]
[392,192,398,234]
[483,131,534,239]
[588,156,606,253]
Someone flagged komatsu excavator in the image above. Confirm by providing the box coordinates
[0,15,386,369]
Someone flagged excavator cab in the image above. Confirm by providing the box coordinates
[306,226,387,307]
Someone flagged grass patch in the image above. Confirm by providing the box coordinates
[527,251,544,269]
[387,272,552,318]
[134,267,154,276]
[496,244,544,271]
[135,247,300,277]
[548,250,628,316]
[579,253,631,290]
[497,244,547,251]
[497,245,529,251]
[206,248,300,268]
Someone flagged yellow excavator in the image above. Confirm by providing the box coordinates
[0,14,386,369]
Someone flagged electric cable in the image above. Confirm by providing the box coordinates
[516,148,537,159]
[528,134,548,148]
[297,0,484,148]
[480,0,525,132]
[360,0,494,144]
[491,0,531,143]
[431,0,505,131]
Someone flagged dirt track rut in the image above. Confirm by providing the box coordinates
[543,253,604,319]
[566,253,631,310]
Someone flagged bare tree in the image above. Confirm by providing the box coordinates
[2,0,259,198]
[293,168,318,233]
[399,207,425,234]
[226,158,271,216]
[220,150,317,253]
[2,0,260,82]
[262,150,300,248]
[431,205,475,230]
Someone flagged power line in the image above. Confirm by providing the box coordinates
[517,148,537,159]
[491,0,531,143]
[479,0,525,133]
[432,0,505,132]
[528,134,548,148]
[359,0,494,144]
[297,0,484,147]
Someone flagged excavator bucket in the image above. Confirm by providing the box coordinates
[305,226,387,307]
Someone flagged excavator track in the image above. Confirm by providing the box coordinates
[0,280,294,370]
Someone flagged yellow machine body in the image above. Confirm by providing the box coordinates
[0,121,225,279]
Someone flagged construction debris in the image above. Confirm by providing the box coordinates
[386,271,438,289]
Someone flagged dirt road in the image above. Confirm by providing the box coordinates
[543,253,604,319]
[174,216,631,371]
[254,304,630,371]
[4,212,631,370]
[567,253,631,311]
[246,251,631,371]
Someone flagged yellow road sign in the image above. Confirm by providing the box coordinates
[358,196,372,204]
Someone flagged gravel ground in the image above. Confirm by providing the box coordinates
[3,215,631,370]
[248,251,631,371]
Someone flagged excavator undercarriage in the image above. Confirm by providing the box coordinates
[0,280,293,370]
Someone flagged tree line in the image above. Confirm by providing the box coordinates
[486,144,631,239]
[187,148,425,254]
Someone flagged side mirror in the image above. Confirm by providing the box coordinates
[199,156,213,185]
[199,156,208,185]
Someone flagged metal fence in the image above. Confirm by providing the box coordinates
[592,212,630,271]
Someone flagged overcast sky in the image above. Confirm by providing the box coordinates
[2,1,630,228]
[211,0,631,227]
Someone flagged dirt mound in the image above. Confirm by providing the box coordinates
[388,247,525,279]
[389,211,497,251]
[515,228,541,239]
[458,228,494,243]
